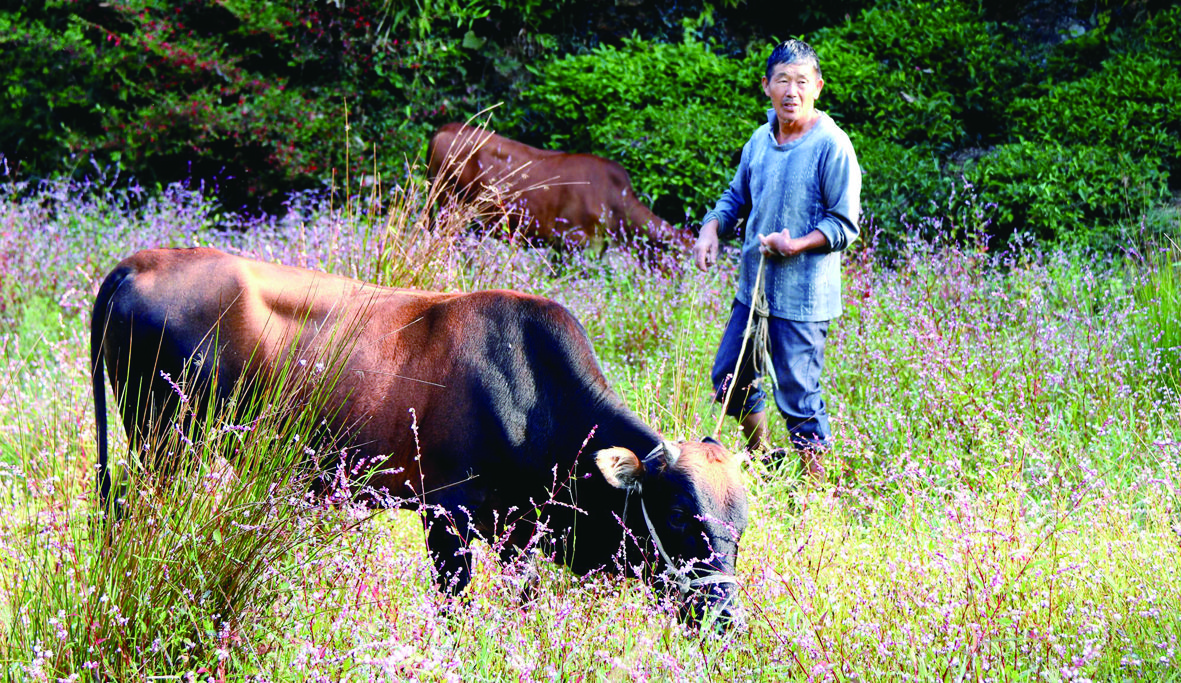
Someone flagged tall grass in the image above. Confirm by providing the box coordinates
[4,305,383,678]
[2,167,1180,679]
[1131,236,1181,382]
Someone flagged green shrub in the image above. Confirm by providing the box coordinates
[5,0,1177,247]
[0,0,491,210]
[849,133,952,232]
[819,3,1180,247]
[968,141,1169,245]
[812,0,1021,149]
[1008,51,1181,174]
[514,36,763,221]
[0,5,103,178]
[584,102,756,223]
[803,0,1032,242]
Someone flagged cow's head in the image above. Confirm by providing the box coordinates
[595,439,748,631]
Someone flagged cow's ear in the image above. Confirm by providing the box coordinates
[595,447,644,490]
[661,440,681,467]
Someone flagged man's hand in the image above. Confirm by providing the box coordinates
[759,228,827,258]
[693,220,720,271]
[758,230,797,257]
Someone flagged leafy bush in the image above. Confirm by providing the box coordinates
[848,133,951,231]
[0,0,492,211]
[587,102,757,223]
[967,141,1169,245]
[514,36,763,222]
[1008,27,1181,174]
[812,0,1021,150]
[816,2,1180,246]
[0,5,103,179]
[4,0,1178,246]
[964,8,1181,243]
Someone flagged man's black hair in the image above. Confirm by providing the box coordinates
[765,39,822,80]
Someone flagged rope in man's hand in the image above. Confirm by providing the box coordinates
[712,254,776,441]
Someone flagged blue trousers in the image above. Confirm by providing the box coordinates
[711,300,831,450]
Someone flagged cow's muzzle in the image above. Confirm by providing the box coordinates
[633,480,744,631]
[675,572,744,632]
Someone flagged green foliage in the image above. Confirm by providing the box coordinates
[816,1,1181,246]
[3,0,1179,246]
[515,36,762,221]
[0,0,494,210]
[592,102,755,222]
[0,4,102,178]
[1008,30,1181,172]
[967,141,1169,245]
[847,133,951,230]
[813,0,1020,149]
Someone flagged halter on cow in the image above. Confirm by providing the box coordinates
[612,441,743,620]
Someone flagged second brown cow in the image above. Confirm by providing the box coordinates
[427,122,693,254]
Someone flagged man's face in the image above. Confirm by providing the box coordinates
[762,61,824,128]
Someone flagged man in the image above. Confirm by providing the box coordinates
[693,39,861,477]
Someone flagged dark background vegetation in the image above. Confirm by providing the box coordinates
[2,0,1178,247]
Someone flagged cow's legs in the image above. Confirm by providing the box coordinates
[498,544,541,604]
[425,507,473,595]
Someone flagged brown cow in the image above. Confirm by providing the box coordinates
[427,122,694,254]
[91,247,747,628]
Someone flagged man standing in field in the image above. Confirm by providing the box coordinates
[693,39,861,478]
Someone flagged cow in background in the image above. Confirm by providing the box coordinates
[427,122,694,256]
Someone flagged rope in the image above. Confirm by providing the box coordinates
[629,444,739,596]
[712,253,775,440]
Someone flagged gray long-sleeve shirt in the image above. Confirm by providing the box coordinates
[703,109,861,321]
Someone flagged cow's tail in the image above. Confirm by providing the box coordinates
[425,130,446,184]
[425,128,458,230]
[91,266,129,514]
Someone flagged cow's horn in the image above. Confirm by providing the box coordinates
[661,440,681,466]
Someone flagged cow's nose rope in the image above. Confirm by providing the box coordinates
[631,443,740,597]
[712,253,774,441]
[637,493,738,594]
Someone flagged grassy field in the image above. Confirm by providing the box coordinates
[1,170,1179,681]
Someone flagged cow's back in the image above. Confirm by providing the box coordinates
[93,248,440,454]
[521,153,633,229]
[427,123,688,253]
[429,123,556,195]
[93,248,642,511]
[353,288,638,503]
[97,248,389,390]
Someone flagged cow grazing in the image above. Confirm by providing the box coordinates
[427,122,694,255]
[91,247,747,628]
